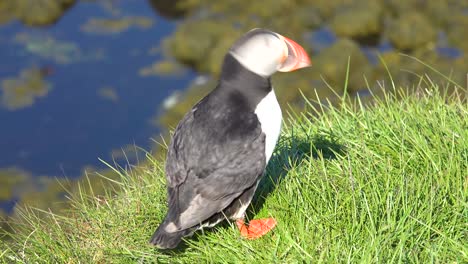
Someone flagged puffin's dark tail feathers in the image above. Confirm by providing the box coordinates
[149,223,193,249]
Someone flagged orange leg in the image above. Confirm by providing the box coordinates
[236,218,277,239]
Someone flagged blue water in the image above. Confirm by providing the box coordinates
[0,1,194,177]
[305,27,337,54]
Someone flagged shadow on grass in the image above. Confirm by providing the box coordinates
[250,133,346,218]
[157,133,346,252]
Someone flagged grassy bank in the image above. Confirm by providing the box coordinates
[1,86,467,263]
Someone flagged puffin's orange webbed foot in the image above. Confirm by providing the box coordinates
[236,218,277,239]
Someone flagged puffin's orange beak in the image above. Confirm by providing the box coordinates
[277,35,311,72]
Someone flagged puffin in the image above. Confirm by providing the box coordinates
[150,28,311,249]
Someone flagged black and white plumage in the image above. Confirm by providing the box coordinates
[150,29,311,249]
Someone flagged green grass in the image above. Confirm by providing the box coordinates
[1,86,467,263]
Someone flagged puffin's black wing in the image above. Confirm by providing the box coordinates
[164,88,266,231]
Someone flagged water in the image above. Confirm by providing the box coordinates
[0,1,194,178]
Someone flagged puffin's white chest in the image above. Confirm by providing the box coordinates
[254,90,282,163]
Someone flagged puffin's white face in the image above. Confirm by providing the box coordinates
[229,28,311,77]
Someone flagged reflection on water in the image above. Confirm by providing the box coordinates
[0,0,194,218]
[0,0,194,173]
[0,0,467,226]
[80,16,154,35]
[97,86,119,103]
[1,67,52,110]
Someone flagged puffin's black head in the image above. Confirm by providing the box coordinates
[229,28,311,77]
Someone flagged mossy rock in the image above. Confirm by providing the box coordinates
[411,48,467,88]
[167,20,239,74]
[1,67,52,110]
[422,1,451,27]
[147,0,194,19]
[385,0,424,15]
[205,32,242,76]
[293,7,322,30]
[388,12,436,51]
[273,69,314,107]
[14,0,75,26]
[447,14,468,53]
[372,48,465,91]
[302,0,342,20]
[330,1,382,43]
[312,38,372,93]
[0,0,16,25]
